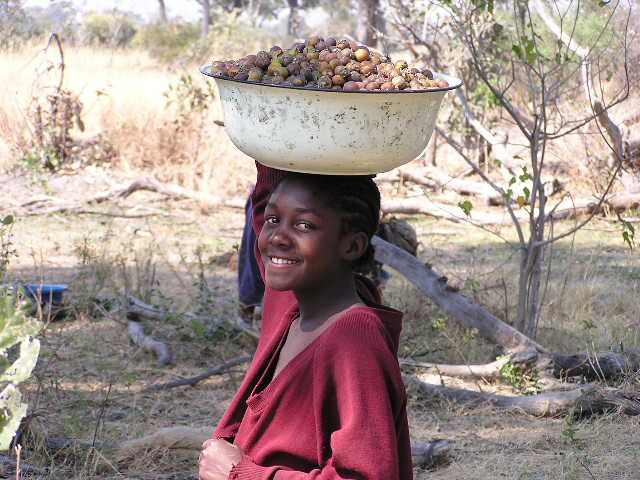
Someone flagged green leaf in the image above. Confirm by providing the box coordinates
[519,167,533,182]
[622,221,636,249]
[512,44,523,60]
[0,296,42,352]
[517,196,526,207]
[0,216,13,226]
[0,384,28,450]
[458,200,473,217]
[598,0,609,6]
[523,186,531,201]
[0,337,40,385]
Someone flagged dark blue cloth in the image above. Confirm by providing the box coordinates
[238,194,265,307]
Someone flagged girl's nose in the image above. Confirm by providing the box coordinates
[270,226,291,247]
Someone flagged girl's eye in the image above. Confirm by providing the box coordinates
[266,215,278,224]
[297,222,314,231]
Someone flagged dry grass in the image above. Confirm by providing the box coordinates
[0,43,255,197]
[3,206,637,479]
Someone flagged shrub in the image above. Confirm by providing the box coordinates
[133,21,200,63]
[0,215,41,451]
[0,294,42,450]
[0,0,41,50]
[81,11,137,47]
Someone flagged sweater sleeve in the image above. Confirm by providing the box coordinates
[228,313,410,480]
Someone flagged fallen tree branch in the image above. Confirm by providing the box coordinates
[372,236,545,353]
[140,355,253,392]
[0,453,48,477]
[116,426,212,456]
[380,197,524,225]
[405,374,640,417]
[375,236,640,380]
[552,350,640,380]
[7,179,245,217]
[126,313,172,366]
[547,192,640,221]
[117,426,451,469]
[73,208,177,219]
[126,295,222,329]
[421,166,505,204]
[411,439,451,469]
[453,87,522,177]
[400,351,535,379]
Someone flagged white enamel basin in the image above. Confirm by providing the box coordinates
[200,65,461,175]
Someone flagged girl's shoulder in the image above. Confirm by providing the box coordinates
[316,304,403,357]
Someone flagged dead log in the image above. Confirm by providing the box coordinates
[126,295,222,330]
[126,314,172,366]
[552,350,640,380]
[452,87,523,177]
[116,426,211,457]
[372,236,545,353]
[7,179,245,217]
[421,167,504,205]
[405,374,640,417]
[374,236,640,381]
[140,355,252,393]
[380,197,524,225]
[400,351,536,379]
[117,426,451,469]
[547,192,640,221]
[411,439,451,469]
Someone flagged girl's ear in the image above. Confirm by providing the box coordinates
[341,232,369,262]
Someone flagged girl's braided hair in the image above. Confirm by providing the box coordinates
[277,172,381,273]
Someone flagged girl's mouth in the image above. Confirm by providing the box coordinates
[269,256,300,265]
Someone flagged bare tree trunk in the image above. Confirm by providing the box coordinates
[200,0,211,38]
[157,0,168,23]
[355,0,380,46]
[287,0,301,38]
[532,0,637,167]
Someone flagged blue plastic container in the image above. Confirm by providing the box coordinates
[21,284,69,305]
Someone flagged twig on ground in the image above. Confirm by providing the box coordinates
[140,355,252,392]
[126,313,173,366]
[0,453,47,478]
[125,295,221,328]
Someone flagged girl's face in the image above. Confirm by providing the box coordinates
[258,177,366,292]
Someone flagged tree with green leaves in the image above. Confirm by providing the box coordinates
[0,215,42,451]
[387,0,633,338]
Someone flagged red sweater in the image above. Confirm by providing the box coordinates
[213,163,412,480]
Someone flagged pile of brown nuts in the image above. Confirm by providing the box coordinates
[210,36,448,91]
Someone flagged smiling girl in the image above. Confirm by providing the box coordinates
[199,163,412,480]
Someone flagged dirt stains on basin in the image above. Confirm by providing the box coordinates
[213,75,455,174]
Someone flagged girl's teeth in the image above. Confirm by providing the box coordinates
[272,257,297,264]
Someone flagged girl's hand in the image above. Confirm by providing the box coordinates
[199,438,243,480]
